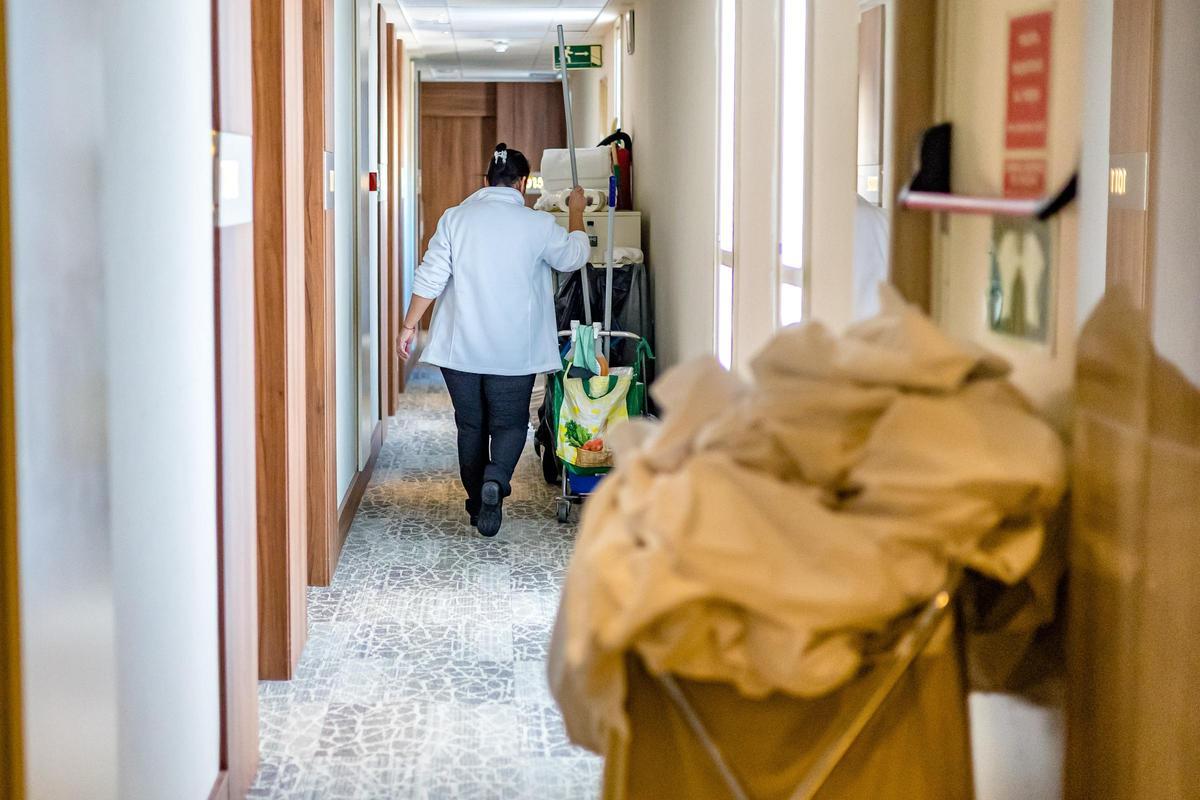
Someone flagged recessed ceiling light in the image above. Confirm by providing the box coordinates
[493,40,510,53]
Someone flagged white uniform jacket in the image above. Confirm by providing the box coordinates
[413,186,590,376]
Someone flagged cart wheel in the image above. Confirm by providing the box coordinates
[556,499,571,524]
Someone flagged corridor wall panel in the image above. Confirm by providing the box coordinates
[252,0,309,679]
[11,2,227,796]
[103,0,224,791]
[334,0,357,499]
[9,1,120,796]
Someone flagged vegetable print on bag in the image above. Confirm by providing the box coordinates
[556,371,632,468]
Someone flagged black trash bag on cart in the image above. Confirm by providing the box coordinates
[534,261,656,484]
[554,262,655,385]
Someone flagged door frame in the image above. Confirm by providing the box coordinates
[251,0,308,681]
[212,0,261,794]
[387,31,405,404]
[1103,0,1159,307]
[0,1,25,794]
[376,12,391,424]
[304,0,339,588]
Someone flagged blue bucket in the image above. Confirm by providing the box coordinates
[567,472,606,495]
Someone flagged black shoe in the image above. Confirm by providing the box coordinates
[477,480,503,537]
[470,515,479,528]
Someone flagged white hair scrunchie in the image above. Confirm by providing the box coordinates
[494,149,508,164]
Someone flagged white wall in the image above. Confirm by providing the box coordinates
[806,0,860,335]
[569,68,605,148]
[731,0,783,369]
[335,0,359,496]
[1149,0,1200,385]
[10,2,119,796]
[622,0,719,369]
[11,0,221,797]
[101,2,221,796]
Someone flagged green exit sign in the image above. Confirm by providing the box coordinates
[553,44,603,70]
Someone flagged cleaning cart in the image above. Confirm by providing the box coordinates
[535,25,654,523]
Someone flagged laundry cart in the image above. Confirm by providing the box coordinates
[608,571,974,800]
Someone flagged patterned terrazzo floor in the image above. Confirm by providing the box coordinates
[249,367,601,799]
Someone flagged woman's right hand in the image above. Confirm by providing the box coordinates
[567,186,586,214]
[398,325,417,361]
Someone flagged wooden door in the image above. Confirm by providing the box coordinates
[376,14,390,422]
[419,82,497,256]
[886,0,937,313]
[304,0,339,587]
[386,29,404,406]
[213,0,260,792]
[0,2,24,794]
[252,0,308,680]
[495,82,566,206]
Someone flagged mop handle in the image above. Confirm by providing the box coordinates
[603,174,616,358]
[557,23,591,326]
[557,25,579,188]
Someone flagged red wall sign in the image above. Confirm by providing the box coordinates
[1004,157,1047,198]
[1005,11,1052,151]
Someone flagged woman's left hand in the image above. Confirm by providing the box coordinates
[398,325,418,360]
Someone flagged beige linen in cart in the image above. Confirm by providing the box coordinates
[548,287,1066,755]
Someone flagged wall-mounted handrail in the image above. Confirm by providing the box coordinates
[897,122,1078,221]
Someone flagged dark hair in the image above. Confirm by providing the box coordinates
[486,143,531,187]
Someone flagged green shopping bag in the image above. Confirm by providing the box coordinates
[555,370,632,469]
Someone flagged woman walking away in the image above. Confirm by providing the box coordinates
[399,143,589,537]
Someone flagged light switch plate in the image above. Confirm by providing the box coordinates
[325,150,335,210]
[215,132,253,228]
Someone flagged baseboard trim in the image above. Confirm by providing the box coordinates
[337,420,385,544]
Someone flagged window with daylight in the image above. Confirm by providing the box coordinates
[716,0,737,366]
[778,0,808,326]
[613,21,623,129]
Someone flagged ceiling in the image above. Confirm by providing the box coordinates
[393,0,618,81]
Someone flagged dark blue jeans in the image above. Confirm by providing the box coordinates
[441,368,536,515]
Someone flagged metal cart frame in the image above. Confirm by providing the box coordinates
[652,566,966,800]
